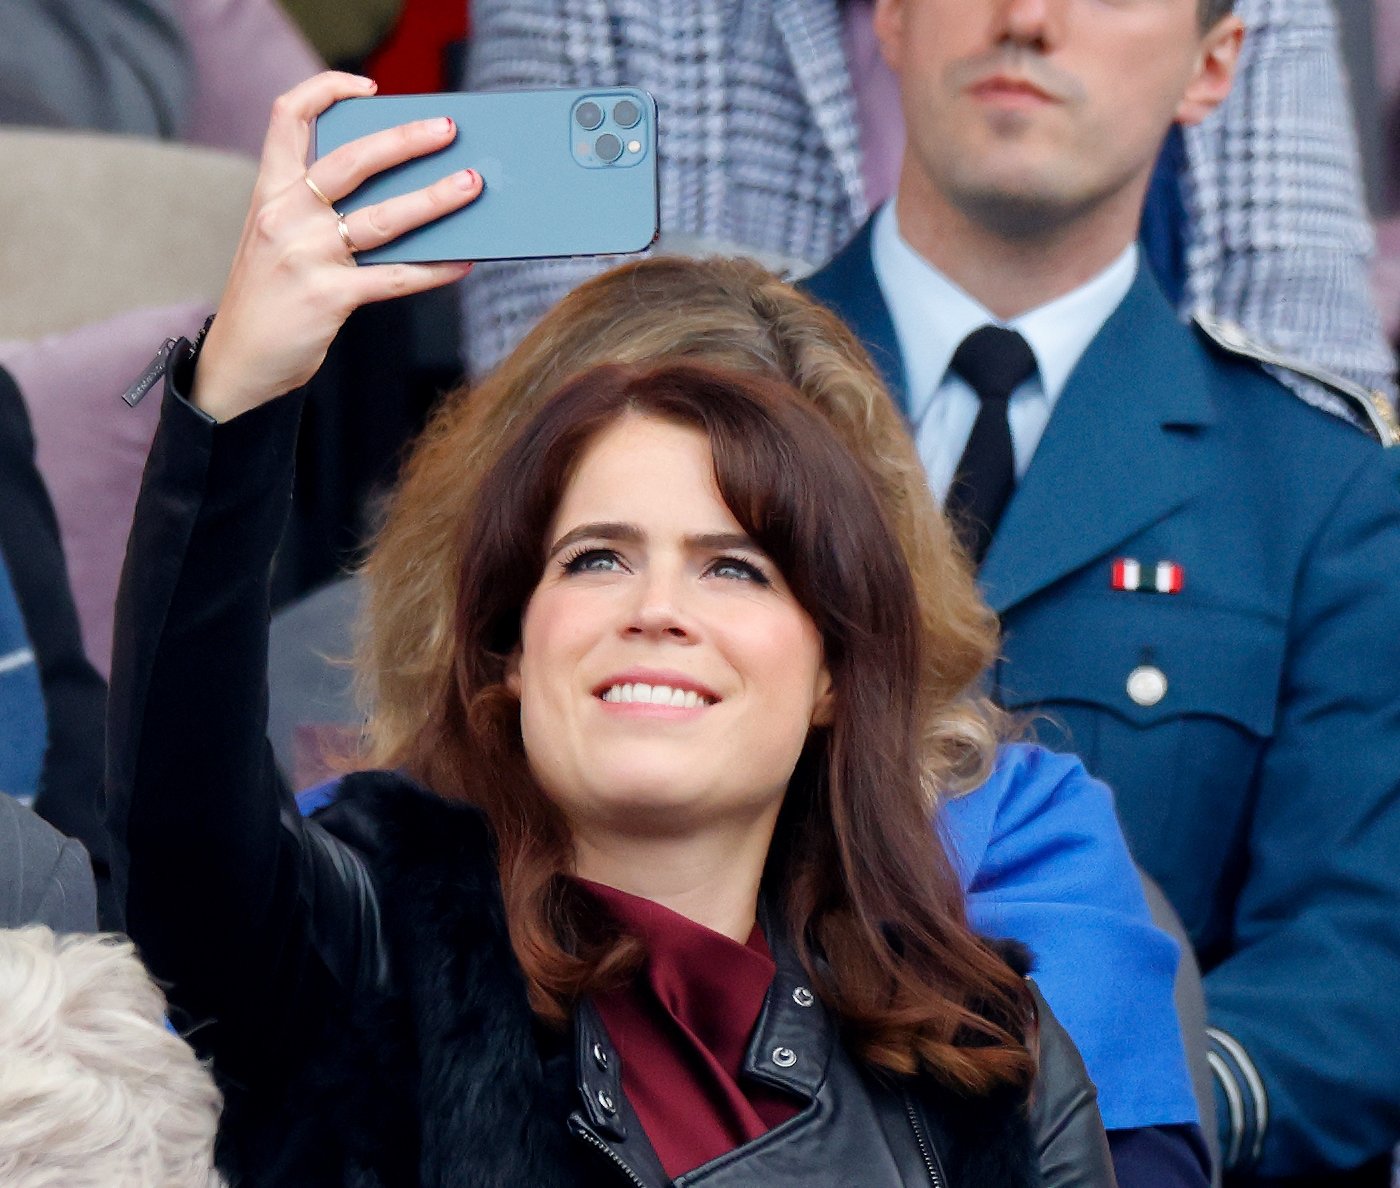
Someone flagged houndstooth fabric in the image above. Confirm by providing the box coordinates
[461,0,865,376]
[1183,0,1397,410]
[461,0,1395,415]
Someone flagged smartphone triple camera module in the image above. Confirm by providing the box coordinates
[571,94,652,168]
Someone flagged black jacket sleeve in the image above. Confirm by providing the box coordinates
[1031,982,1119,1188]
[106,344,381,1084]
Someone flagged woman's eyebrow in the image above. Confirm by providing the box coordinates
[546,521,641,559]
[686,532,757,552]
[546,525,760,560]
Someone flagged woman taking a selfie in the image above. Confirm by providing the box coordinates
[108,74,1119,1186]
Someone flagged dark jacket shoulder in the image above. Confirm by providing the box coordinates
[0,792,96,931]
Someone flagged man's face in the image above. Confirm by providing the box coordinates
[875,0,1241,236]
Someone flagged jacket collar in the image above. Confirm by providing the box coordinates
[978,267,1216,613]
[569,902,837,1181]
[800,216,909,413]
[741,906,833,1099]
[804,224,1218,615]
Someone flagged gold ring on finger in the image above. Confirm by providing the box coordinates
[337,215,361,255]
[304,173,336,208]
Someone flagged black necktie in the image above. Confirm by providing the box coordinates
[944,326,1037,566]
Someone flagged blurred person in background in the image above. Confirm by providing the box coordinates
[0,367,111,925]
[0,927,223,1188]
[0,794,94,931]
[0,373,96,935]
[0,0,191,137]
[799,0,1400,1181]
[462,0,1393,420]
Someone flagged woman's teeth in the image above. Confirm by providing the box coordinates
[600,683,711,708]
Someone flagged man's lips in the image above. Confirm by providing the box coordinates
[967,75,1059,107]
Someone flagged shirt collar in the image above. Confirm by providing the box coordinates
[871,201,1139,414]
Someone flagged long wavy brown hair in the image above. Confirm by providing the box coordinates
[363,256,1003,801]
[435,359,1031,1089]
[359,257,1030,1091]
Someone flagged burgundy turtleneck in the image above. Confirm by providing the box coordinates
[580,881,802,1179]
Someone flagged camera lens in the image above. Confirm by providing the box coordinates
[612,99,641,128]
[575,101,604,130]
[594,133,623,163]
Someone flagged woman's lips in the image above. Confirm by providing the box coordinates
[591,670,722,719]
[596,680,716,708]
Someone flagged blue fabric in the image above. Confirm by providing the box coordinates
[944,744,1194,1131]
[0,548,46,803]
[804,231,1400,1176]
[298,741,1197,1133]
[1107,1123,1211,1188]
[296,777,340,817]
[1140,128,1188,309]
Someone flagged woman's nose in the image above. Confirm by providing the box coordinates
[624,568,695,641]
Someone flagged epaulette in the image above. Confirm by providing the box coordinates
[1193,311,1400,448]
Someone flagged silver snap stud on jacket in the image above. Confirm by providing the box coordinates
[597,1089,616,1114]
[772,1046,798,1069]
[591,1042,609,1071]
[791,986,815,1007]
[1126,665,1168,708]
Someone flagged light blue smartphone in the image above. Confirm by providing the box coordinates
[313,88,659,264]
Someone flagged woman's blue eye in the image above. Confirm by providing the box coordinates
[561,548,624,574]
[709,556,771,585]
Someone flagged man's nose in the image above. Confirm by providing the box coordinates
[997,0,1065,50]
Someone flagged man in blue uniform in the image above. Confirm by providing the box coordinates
[801,0,1400,1182]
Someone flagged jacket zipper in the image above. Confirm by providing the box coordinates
[120,315,216,407]
[569,1117,650,1188]
[902,1089,947,1188]
[121,338,178,407]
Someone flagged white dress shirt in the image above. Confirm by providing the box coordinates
[871,201,1139,504]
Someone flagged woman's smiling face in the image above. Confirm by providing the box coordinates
[509,413,833,840]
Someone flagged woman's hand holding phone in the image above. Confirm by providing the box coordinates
[192,72,480,423]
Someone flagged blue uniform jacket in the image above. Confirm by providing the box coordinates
[803,220,1400,1179]
[299,741,1196,1136]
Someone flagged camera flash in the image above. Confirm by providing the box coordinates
[627,140,642,154]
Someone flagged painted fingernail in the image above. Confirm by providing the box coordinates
[455,169,479,191]
[433,116,454,133]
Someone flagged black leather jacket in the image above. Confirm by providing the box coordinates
[106,359,1117,1187]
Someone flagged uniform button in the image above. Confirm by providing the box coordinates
[772,1046,798,1069]
[792,986,815,1008]
[1127,665,1168,707]
[591,1042,609,1071]
[597,1089,616,1115]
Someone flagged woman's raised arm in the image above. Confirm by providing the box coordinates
[105,72,479,1085]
